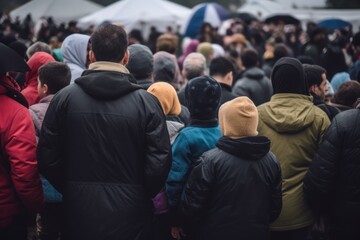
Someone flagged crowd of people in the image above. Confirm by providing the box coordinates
[1,10,360,240]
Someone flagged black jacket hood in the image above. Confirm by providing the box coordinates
[216,136,270,160]
[75,70,142,100]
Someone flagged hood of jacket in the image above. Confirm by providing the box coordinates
[243,67,266,80]
[259,93,315,133]
[166,120,184,143]
[61,34,90,81]
[75,61,141,100]
[25,52,54,87]
[216,136,270,160]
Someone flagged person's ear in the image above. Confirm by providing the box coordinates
[43,83,49,95]
[310,84,317,94]
[89,50,96,63]
[121,50,129,65]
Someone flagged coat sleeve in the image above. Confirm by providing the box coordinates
[37,94,65,193]
[165,132,192,209]
[144,95,172,198]
[270,155,282,222]
[303,117,340,213]
[6,107,44,213]
[180,156,213,222]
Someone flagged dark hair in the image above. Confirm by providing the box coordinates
[303,64,326,87]
[38,62,71,94]
[90,24,128,62]
[210,57,234,76]
[297,55,315,64]
[241,49,258,68]
[352,32,360,47]
[334,80,360,107]
[274,44,290,62]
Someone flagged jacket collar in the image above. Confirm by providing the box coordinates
[88,61,129,74]
[189,118,218,128]
[219,82,232,92]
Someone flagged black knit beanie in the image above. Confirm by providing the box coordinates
[271,57,309,95]
[185,76,222,120]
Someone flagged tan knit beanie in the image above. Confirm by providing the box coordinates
[147,82,181,116]
[219,97,258,139]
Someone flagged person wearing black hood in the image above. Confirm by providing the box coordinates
[257,57,330,240]
[37,24,171,240]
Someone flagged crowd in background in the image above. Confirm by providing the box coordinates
[1,9,360,240]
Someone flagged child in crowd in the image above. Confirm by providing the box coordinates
[29,61,71,240]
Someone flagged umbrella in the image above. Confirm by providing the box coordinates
[237,12,258,24]
[0,43,29,74]
[182,2,230,38]
[318,18,352,30]
[265,14,300,25]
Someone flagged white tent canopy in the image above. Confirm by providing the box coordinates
[77,0,191,37]
[237,0,290,20]
[10,0,102,23]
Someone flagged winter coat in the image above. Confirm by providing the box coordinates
[61,34,90,83]
[180,136,282,240]
[166,119,222,221]
[257,93,330,231]
[232,67,273,106]
[219,82,236,106]
[21,52,54,106]
[29,94,62,202]
[304,108,360,240]
[0,75,44,227]
[37,62,172,240]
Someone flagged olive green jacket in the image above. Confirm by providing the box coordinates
[257,93,330,231]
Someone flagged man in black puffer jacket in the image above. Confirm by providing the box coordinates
[180,97,282,240]
[304,105,360,240]
[37,24,171,240]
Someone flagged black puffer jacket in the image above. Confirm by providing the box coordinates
[304,108,360,240]
[37,68,171,240]
[180,136,282,240]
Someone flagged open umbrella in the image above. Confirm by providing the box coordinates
[182,2,230,38]
[318,18,352,30]
[0,43,29,74]
[265,14,300,25]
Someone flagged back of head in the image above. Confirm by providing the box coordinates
[274,43,290,62]
[210,57,234,77]
[219,96,258,139]
[241,49,258,69]
[26,41,52,59]
[183,52,206,80]
[90,24,128,63]
[38,62,71,94]
[331,72,350,93]
[61,33,90,67]
[271,57,308,95]
[185,76,221,120]
[303,64,326,87]
[297,55,315,65]
[197,42,213,60]
[333,80,360,108]
[147,82,181,116]
[127,44,153,80]
[153,51,179,89]
[156,33,178,55]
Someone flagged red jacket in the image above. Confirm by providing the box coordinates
[0,75,44,227]
[21,52,54,106]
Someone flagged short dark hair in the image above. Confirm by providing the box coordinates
[241,49,258,68]
[334,80,360,107]
[90,24,128,62]
[274,44,290,62]
[210,57,234,77]
[303,64,326,87]
[38,62,71,94]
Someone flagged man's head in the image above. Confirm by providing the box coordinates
[26,41,52,59]
[156,33,178,55]
[182,52,206,82]
[303,64,327,100]
[185,76,221,120]
[89,24,128,64]
[334,80,360,108]
[127,44,153,80]
[38,62,71,98]
[209,57,234,86]
[271,57,308,95]
[241,49,259,69]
